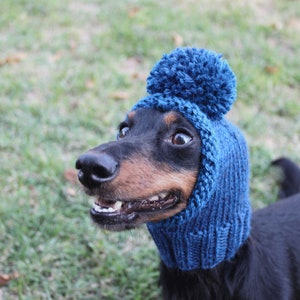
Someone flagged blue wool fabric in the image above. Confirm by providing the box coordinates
[132,48,251,270]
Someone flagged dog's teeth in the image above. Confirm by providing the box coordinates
[93,203,116,213]
[158,193,167,199]
[149,193,167,202]
[93,203,104,212]
[113,201,122,210]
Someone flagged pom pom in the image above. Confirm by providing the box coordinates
[146,48,236,120]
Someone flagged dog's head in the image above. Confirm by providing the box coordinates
[75,47,240,232]
[76,108,201,230]
[75,47,251,269]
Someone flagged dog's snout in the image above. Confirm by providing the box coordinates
[75,152,118,188]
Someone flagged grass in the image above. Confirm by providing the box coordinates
[0,0,300,298]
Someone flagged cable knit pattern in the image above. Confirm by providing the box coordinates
[132,48,251,270]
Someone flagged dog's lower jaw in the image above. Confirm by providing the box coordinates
[90,208,137,231]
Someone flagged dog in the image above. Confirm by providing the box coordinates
[76,47,300,299]
[76,108,300,300]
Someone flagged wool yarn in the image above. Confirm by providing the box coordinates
[132,48,251,270]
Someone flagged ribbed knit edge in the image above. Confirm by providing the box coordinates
[148,209,251,270]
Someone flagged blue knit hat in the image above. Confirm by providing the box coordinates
[132,48,251,270]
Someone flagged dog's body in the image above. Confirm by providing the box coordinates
[160,194,300,300]
[76,108,300,299]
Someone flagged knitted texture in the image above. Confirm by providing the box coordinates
[132,48,251,270]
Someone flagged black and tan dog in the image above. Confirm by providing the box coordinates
[76,108,300,299]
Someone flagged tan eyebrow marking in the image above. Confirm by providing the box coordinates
[127,111,136,121]
[164,112,179,127]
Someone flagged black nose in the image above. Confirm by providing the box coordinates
[75,152,119,189]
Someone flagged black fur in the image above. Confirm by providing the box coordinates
[271,157,300,199]
[160,159,300,300]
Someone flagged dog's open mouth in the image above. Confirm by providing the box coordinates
[90,192,180,229]
[92,192,178,215]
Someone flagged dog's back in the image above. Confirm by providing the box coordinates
[249,158,300,299]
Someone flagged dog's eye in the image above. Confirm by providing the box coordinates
[171,132,192,145]
[118,126,130,139]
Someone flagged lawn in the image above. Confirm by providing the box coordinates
[0,0,300,299]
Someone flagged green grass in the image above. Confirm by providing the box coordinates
[1,0,300,298]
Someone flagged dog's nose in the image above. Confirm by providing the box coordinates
[75,152,118,188]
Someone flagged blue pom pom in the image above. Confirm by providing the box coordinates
[146,48,236,120]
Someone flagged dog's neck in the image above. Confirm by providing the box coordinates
[158,237,254,299]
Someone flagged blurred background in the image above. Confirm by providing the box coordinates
[0,0,300,299]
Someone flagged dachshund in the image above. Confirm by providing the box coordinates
[76,108,300,299]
